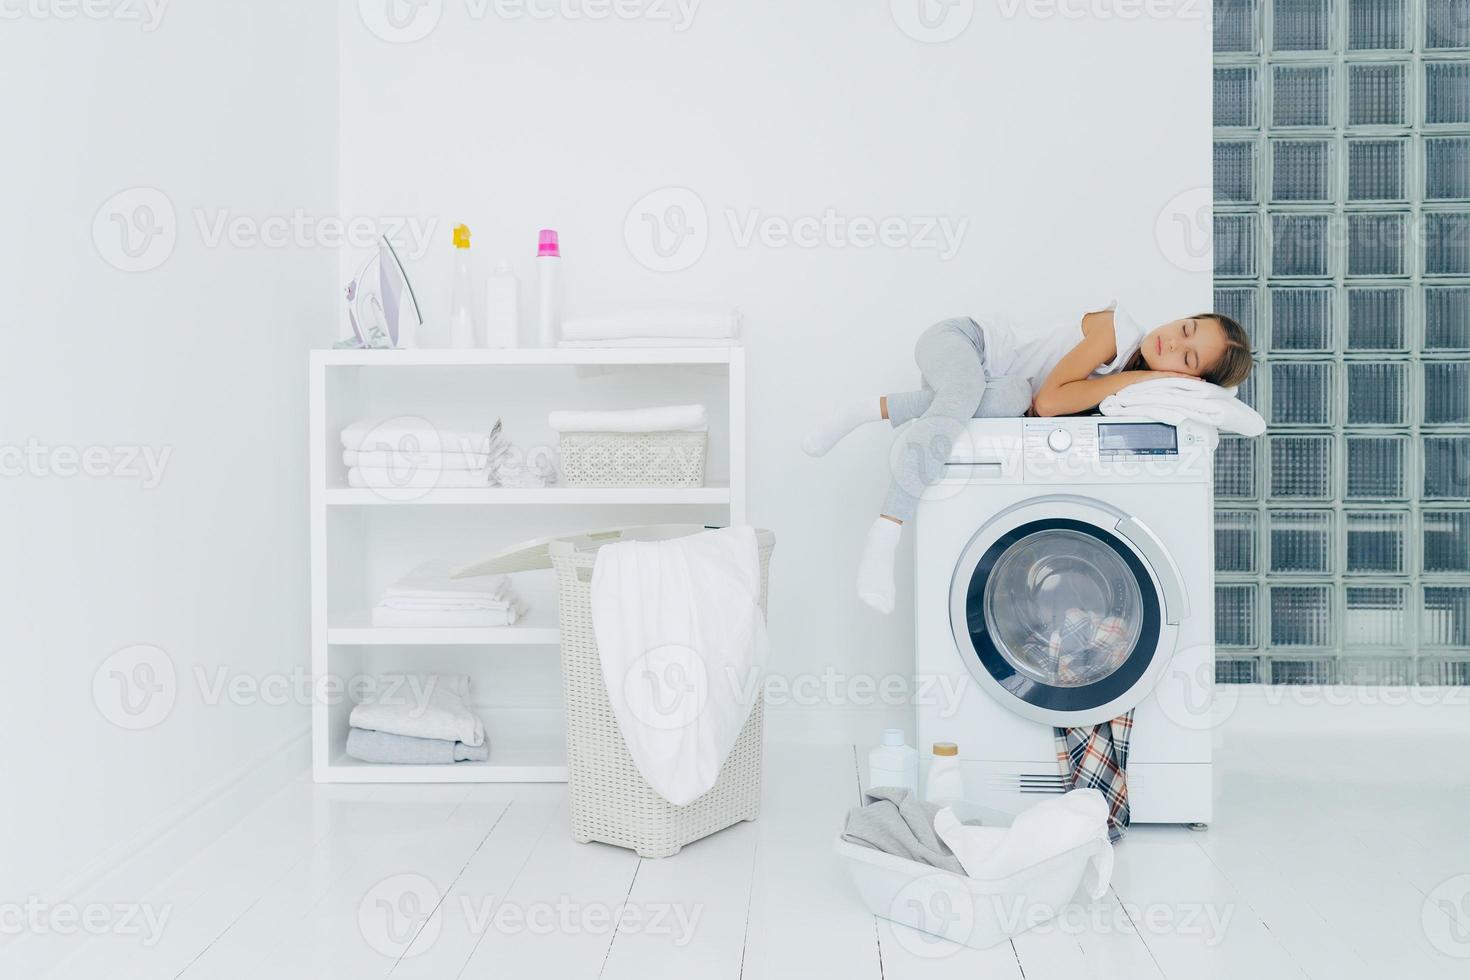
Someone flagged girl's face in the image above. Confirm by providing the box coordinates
[1138,316,1229,377]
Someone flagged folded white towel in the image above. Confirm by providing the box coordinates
[560,309,740,342]
[548,404,709,433]
[934,789,1114,898]
[556,338,738,349]
[371,603,524,627]
[382,559,510,600]
[590,526,768,806]
[344,448,493,471]
[349,673,485,746]
[1100,377,1265,438]
[341,420,498,455]
[380,596,515,612]
[347,468,491,490]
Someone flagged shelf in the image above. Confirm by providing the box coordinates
[322,484,731,506]
[329,568,560,646]
[312,346,738,367]
[329,598,560,647]
[323,734,567,783]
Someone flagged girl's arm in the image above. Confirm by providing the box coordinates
[1031,311,1190,417]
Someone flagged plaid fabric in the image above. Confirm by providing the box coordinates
[1055,709,1134,843]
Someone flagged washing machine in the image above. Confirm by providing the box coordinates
[915,416,1215,825]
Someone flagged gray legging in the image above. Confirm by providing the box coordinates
[882,317,1033,522]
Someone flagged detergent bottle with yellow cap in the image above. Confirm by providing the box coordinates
[449,223,477,349]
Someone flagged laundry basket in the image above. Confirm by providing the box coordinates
[550,525,774,857]
[454,524,774,856]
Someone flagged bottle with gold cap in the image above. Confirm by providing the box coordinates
[925,741,964,804]
[449,223,477,349]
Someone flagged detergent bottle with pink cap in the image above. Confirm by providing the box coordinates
[537,229,561,348]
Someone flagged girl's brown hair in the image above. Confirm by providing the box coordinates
[1123,313,1254,388]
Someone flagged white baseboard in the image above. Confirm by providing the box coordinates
[766,685,1470,747]
[1214,684,1470,734]
[41,724,309,911]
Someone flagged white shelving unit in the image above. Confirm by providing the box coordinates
[309,345,746,783]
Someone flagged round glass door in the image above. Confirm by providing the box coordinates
[958,517,1163,717]
[984,528,1143,688]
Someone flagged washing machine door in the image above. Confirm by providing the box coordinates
[948,495,1188,728]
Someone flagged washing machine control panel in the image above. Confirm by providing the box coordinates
[1021,420,1211,483]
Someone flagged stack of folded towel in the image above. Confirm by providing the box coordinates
[341,418,557,489]
[548,403,709,434]
[347,673,488,765]
[371,558,526,627]
[557,309,740,348]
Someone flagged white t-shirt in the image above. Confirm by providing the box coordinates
[977,299,1146,397]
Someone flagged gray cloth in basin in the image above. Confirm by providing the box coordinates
[842,786,965,873]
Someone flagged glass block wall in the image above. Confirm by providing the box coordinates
[1213,0,1470,684]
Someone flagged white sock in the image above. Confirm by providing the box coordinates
[801,396,882,457]
[856,517,903,614]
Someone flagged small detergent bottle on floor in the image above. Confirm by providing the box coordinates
[449,224,478,349]
[868,729,919,793]
[925,742,963,804]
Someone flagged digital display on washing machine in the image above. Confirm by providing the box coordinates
[1097,422,1178,456]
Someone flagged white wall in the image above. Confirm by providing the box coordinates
[0,2,337,903]
[0,2,1210,903]
[337,0,1212,741]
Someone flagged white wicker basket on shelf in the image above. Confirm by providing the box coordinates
[549,525,774,858]
[557,430,707,487]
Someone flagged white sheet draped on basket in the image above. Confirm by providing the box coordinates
[589,526,768,806]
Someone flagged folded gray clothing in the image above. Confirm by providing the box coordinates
[841,786,965,873]
[346,727,490,764]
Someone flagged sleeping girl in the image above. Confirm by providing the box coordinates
[802,301,1253,613]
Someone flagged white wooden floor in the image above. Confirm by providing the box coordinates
[13,732,1470,980]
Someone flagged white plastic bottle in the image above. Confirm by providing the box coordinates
[925,742,963,804]
[449,224,477,349]
[868,729,919,794]
[537,228,561,347]
[485,262,519,348]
